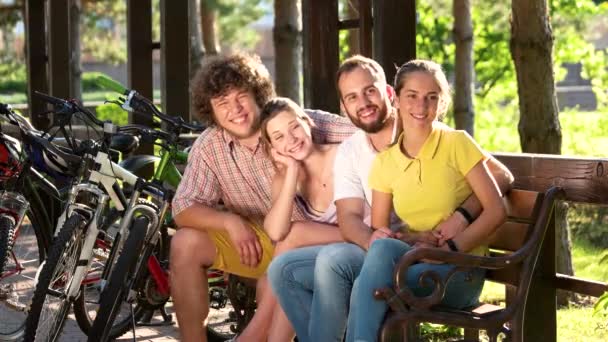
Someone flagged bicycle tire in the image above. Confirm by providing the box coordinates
[23,213,87,342]
[0,209,47,342]
[87,216,150,341]
[0,215,14,278]
[71,207,123,335]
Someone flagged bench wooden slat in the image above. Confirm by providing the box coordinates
[503,189,539,219]
[487,222,529,252]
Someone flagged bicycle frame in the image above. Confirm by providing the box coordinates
[57,149,140,301]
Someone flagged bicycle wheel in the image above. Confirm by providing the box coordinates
[87,216,149,342]
[0,211,46,341]
[71,207,123,335]
[24,213,87,342]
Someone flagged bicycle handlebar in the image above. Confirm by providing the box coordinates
[33,91,106,128]
[95,75,204,133]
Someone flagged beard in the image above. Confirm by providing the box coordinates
[223,115,262,140]
[349,104,389,133]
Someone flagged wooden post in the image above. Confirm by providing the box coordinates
[25,0,49,129]
[48,0,71,108]
[372,0,416,85]
[160,0,190,122]
[127,0,154,175]
[522,208,557,341]
[357,0,372,58]
[302,0,339,113]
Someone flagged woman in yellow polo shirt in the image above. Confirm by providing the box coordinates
[347,59,507,342]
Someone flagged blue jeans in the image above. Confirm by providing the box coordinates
[268,243,366,342]
[347,238,486,342]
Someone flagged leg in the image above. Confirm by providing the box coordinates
[267,245,324,342]
[309,243,366,342]
[170,228,217,342]
[349,239,413,342]
[237,275,276,342]
[405,263,485,309]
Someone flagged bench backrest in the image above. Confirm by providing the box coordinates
[485,189,545,287]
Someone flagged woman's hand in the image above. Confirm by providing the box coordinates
[271,148,300,171]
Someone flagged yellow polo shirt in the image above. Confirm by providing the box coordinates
[369,124,486,255]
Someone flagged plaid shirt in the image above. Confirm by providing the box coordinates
[173,109,356,223]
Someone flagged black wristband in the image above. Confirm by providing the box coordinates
[455,206,474,225]
[446,238,459,252]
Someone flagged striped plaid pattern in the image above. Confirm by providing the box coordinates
[173,109,356,223]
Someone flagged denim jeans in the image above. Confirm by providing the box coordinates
[347,238,486,342]
[267,243,366,342]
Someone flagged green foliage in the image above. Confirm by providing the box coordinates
[418,0,608,127]
[95,103,128,126]
[81,0,127,64]
[210,0,269,50]
[419,323,462,341]
[568,205,608,248]
[0,71,123,95]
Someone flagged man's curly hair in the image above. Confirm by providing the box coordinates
[191,53,276,126]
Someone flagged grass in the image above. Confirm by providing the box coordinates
[455,237,608,341]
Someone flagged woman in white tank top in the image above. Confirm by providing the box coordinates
[260,97,342,249]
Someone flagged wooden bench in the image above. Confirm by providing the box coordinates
[374,186,564,342]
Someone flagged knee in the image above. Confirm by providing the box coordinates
[267,256,287,291]
[170,228,216,271]
[367,238,409,259]
[316,244,364,280]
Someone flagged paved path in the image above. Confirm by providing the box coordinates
[60,304,181,342]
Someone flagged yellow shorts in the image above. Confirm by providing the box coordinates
[208,220,274,279]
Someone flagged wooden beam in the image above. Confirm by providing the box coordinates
[494,153,608,204]
[357,0,372,58]
[554,274,608,297]
[127,0,154,172]
[48,0,71,107]
[302,0,339,113]
[160,0,190,122]
[372,0,416,84]
[24,0,49,129]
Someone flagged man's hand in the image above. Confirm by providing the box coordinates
[432,212,468,246]
[367,227,396,250]
[224,214,263,268]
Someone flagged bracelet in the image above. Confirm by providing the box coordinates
[446,238,459,252]
[455,206,474,225]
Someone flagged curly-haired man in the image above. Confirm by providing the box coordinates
[171,53,355,342]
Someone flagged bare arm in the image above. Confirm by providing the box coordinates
[458,155,514,218]
[433,155,513,243]
[264,165,299,242]
[335,198,373,249]
[174,205,263,268]
[450,161,507,252]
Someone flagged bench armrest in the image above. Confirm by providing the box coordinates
[374,186,564,311]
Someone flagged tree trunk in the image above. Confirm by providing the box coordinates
[69,0,82,100]
[274,0,302,104]
[510,0,561,154]
[511,0,571,306]
[189,0,204,80]
[200,0,220,55]
[452,0,474,135]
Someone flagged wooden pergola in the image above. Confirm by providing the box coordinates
[23,0,415,127]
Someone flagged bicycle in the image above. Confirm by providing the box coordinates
[0,104,65,341]
[21,92,152,341]
[90,76,257,341]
